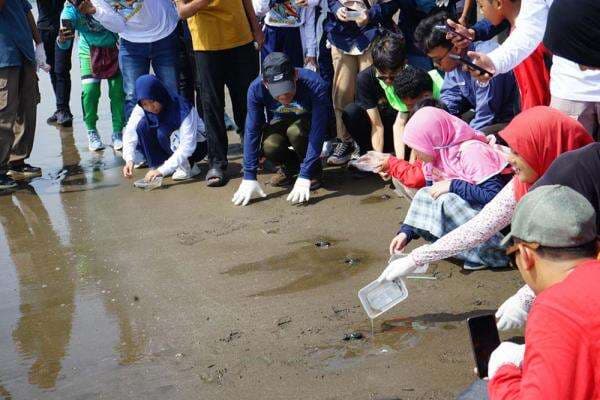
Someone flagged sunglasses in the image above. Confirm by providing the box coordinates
[505,240,540,269]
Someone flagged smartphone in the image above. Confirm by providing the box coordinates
[433,24,472,42]
[448,53,494,77]
[346,9,362,21]
[61,19,73,32]
[467,314,501,379]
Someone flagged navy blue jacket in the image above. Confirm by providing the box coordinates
[244,69,329,180]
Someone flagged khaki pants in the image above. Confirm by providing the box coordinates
[331,46,372,141]
[550,96,600,140]
[0,63,40,173]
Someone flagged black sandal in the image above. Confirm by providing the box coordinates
[206,167,227,187]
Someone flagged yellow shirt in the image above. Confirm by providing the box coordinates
[187,0,253,51]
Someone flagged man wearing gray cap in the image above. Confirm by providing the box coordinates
[484,185,600,399]
[232,52,330,206]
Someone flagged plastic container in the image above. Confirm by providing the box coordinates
[133,176,163,191]
[359,278,408,319]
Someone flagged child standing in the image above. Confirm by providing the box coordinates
[253,0,317,69]
[57,0,125,151]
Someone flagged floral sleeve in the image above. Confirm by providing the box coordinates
[411,183,517,265]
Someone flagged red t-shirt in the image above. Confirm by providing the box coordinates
[387,157,425,189]
[513,43,551,111]
[489,260,600,399]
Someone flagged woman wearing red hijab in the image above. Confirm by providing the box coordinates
[378,106,593,327]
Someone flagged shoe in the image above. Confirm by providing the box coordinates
[56,110,73,127]
[112,132,123,151]
[87,130,105,151]
[0,174,18,189]
[8,163,42,179]
[133,149,147,168]
[224,113,237,131]
[173,163,201,180]
[327,141,355,165]
[270,167,295,187]
[463,261,487,271]
[47,110,59,124]
[310,163,323,190]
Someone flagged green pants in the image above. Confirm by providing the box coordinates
[262,117,310,173]
[79,51,125,133]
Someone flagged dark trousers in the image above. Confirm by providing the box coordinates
[262,117,310,173]
[194,42,259,170]
[342,102,396,155]
[317,17,334,87]
[40,28,72,112]
[136,117,208,169]
[261,25,304,68]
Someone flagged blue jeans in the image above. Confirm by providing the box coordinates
[119,30,179,120]
[457,379,489,400]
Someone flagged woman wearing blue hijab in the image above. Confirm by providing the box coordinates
[122,75,208,182]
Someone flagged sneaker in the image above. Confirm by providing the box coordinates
[8,163,42,179]
[112,132,123,151]
[56,110,73,127]
[172,163,201,181]
[270,167,295,187]
[87,130,105,151]
[46,110,59,124]
[327,141,355,165]
[0,174,18,189]
[224,113,237,131]
[133,149,147,169]
[463,261,487,271]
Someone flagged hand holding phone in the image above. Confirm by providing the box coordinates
[448,53,494,77]
[467,314,501,379]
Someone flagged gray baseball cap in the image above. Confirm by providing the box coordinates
[262,52,295,98]
[501,185,597,248]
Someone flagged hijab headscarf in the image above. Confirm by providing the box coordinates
[499,106,593,201]
[135,74,192,137]
[403,107,507,184]
[543,0,600,68]
[533,143,600,230]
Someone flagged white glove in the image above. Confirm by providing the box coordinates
[232,179,266,206]
[35,43,51,73]
[488,342,525,379]
[496,285,535,331]
[377,254,428,282]
[287,177,311,204]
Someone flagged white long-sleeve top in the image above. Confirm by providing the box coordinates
[90,0,178,43]
[123,105,207,176]
[253,0,318,57]
[487,0,552,75]
[550,57,600,102]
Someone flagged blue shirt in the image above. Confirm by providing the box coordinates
[440,41,517,130]
[244,68,329,180]
[0,0,35,67]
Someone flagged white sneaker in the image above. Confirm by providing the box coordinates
[172,163,201,181]
[133,149,147,169]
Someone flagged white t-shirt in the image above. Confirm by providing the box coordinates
[91,0,178,43]
[551,57,600,102]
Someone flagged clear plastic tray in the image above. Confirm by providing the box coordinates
[359,278,408,319]
[133,176,163,191]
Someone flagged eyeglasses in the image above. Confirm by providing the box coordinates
[505,240,540,269]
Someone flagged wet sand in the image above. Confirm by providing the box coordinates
[0,58,524,400]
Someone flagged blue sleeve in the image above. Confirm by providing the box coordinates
[398,224,419,242]
[468,76,497,130]
[450,174,505,207]
[440,73,466,117]
[472,19,510,42]
[243,79,267,180]
[328,0,344,15]
[368,0,407,24]
[298,76,329,180]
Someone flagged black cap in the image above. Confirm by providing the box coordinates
[262,52,295,98]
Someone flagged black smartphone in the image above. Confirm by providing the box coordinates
[61,19,74,32]
[448,53,494,77]
[432,24,472,43]
[467,314,501,379]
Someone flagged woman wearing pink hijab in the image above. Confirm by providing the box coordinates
[389,107,512,270]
